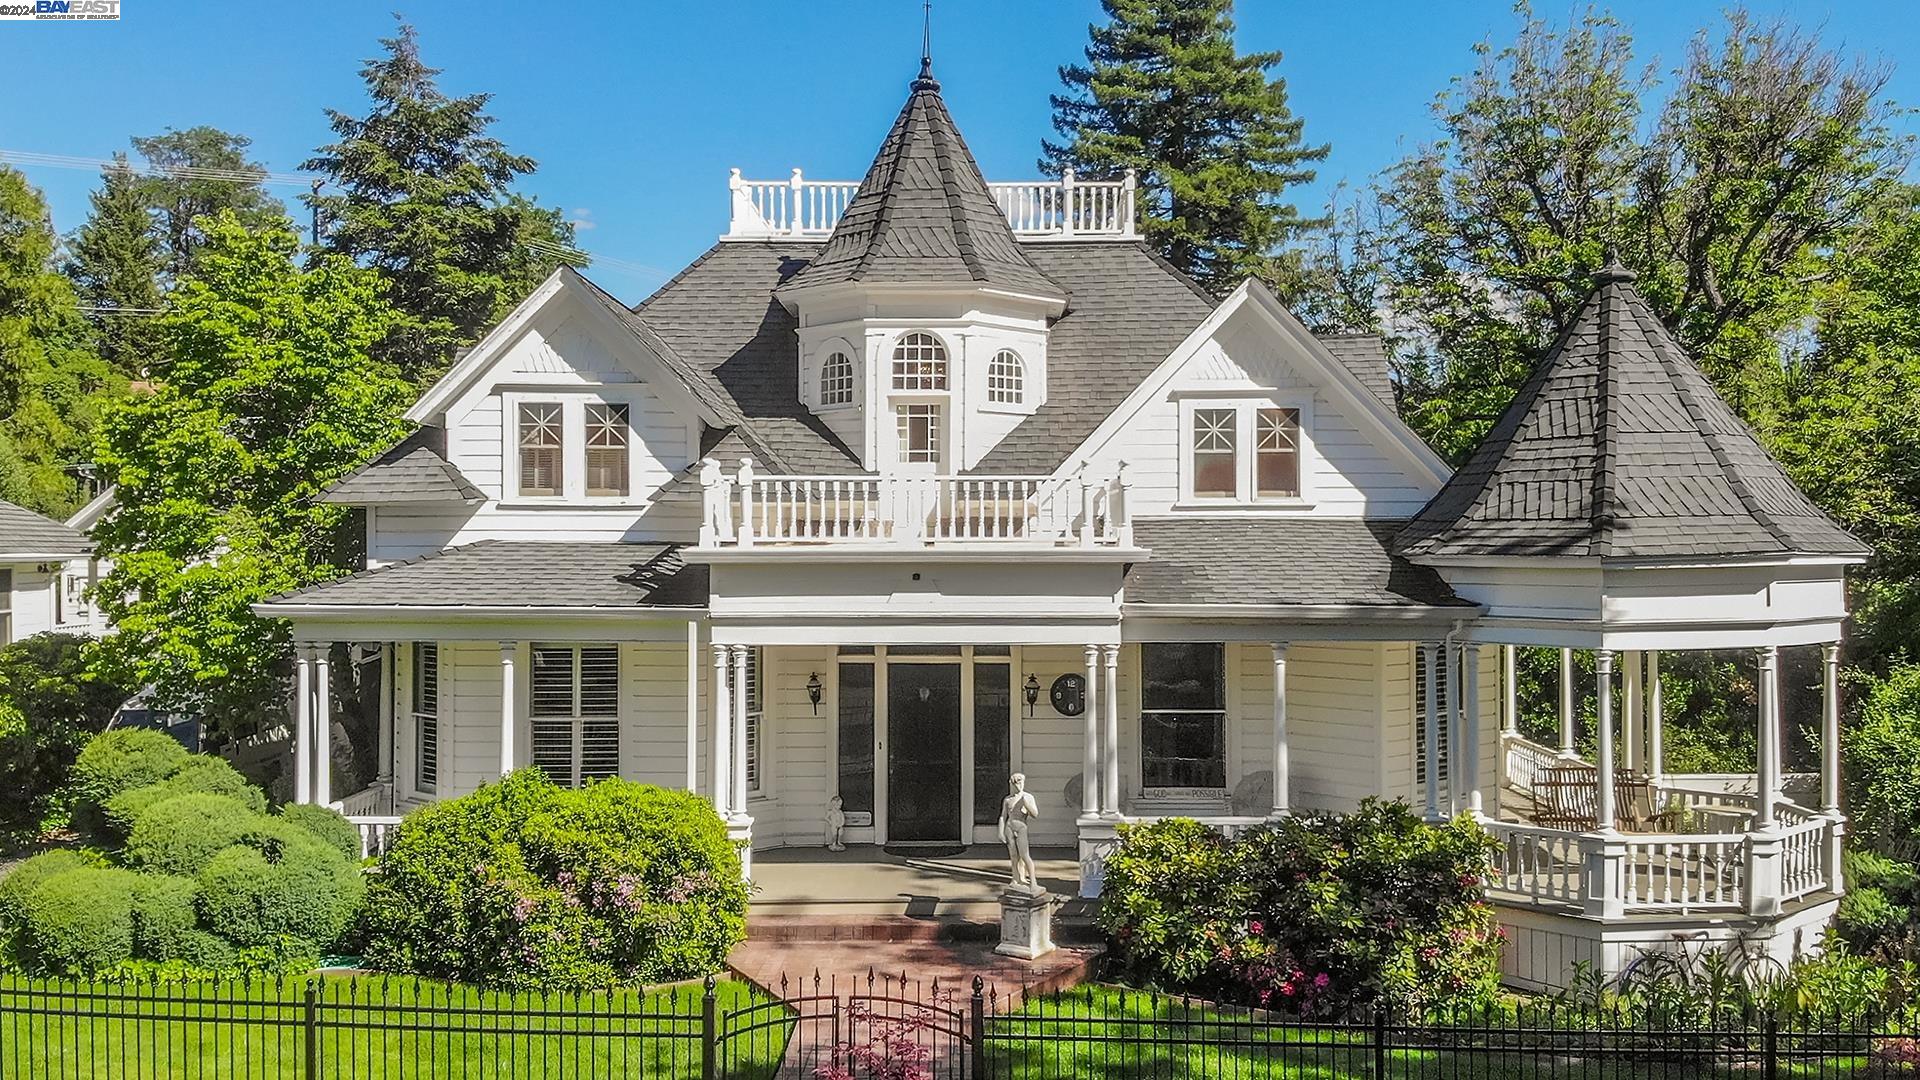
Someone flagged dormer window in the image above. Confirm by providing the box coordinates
[1191,408,1237,498]
[518,403,564,497]
[892,332,948,390]
[1180,398,1313,505]
[987,349,1025,405]
[821,350,855,407]
[1256,408,1301,498]
[585,403,630,497]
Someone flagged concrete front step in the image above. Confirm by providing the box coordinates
[747,913,1102,946]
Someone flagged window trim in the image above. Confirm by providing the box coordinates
[1175,394,1316,508]
[529,643,621,789]
[985,349,1026,407]
[583,402,632,498]
[890,331,951,392]
[1137,642,1230,793]
[894,401,945,468]
[498,391,648,507]
[818,343,858,410]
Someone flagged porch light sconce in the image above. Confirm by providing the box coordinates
[1023,673,1041,717]
[806,672,823,715]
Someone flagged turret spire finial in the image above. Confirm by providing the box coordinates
[915,2,939,90]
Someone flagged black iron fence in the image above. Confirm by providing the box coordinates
[3,970,1918,1078]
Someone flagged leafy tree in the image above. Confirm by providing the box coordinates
[0,167,123,516]
[130,127,284,284]
[64,157,165,377]
[305,21,574,381]
[1042,0,1328,295]
[0,633,134,838]
[91,213,411,733]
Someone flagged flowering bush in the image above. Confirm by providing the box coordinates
[1099,800,1502,1017]
[358,769,747,989]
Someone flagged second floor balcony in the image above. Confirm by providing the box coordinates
[697,459,1134,550]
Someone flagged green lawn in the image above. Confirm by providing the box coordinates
[0,973,790,1079]
[985,985,1898,1079]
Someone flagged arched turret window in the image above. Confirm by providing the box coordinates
[820,349,855,406]
[891,332,948,390]
[987,349,1025,404]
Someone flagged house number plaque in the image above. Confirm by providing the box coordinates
[1049,673,1088,717]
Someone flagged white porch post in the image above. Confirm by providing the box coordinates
[1622,651,1643,775]
[1444,640,1461,815]
[1080,645,1100,817]
[1582,649,1624,919]
[498,642,517,777]
[710,644,732,815]
[1558,647,1577,758]
[292,645,313,805]
[1421,642,1441,821]
[1647,651,1664,785]
[730,645,751,819]
[1461,643,1482,816]
[1593,650,1617,829]
[1100,645,1121,818]
[375,643,394,789]
[1755,645,1780,832]
[1500,646,1517,737]
[314,644,333,805]
[685,621,699,792]
[1270,642,1290,817]
[1821,642,1846,896]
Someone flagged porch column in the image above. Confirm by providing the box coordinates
[710,644,732,815]
[685,621,699,792]
[1558,647,1577,758]
[1755,646,1779,831]
[1593,650,1617,831]
[1645,652,1664,785]
[1080,645,1100,818]
[1444,640,1461,815]
[498,643,517,777]
[1461,643,1482,816]
[292,645,313,805]
[731,645,751,820]
[1500,646,1517,737]
[1421,641,1441,821]
[1100,645,1121,818]
[375,643,395,788]
[1622,651,1643,774]
[1821,642,1845,896]
[314,644,333,805]
[1270,642,1290,817]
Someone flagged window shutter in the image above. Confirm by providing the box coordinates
[413,644,438,790]
[579,647,619,716]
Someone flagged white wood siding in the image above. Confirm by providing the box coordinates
[1017,645,1090,846]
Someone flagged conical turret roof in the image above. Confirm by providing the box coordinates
[1396,260,1867,561]
[781,62,1066,302]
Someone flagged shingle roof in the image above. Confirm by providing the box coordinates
[1317,334,1396,411]
[1395,263,1869,561]
[264,542,708,609]
[780,63,1065,302]
[320,428,485,505]
[1125,518,1466,608]
[0,499,92,558]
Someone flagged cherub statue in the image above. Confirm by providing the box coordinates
[824,794,847,852]
[998,773,1041,892]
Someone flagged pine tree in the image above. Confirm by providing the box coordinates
[1043,0,1329,295]
[131,126,285,283]
[305,21,574,382]
[65,156,166,376]
[0,167,124,516]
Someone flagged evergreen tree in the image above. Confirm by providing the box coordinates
[305,21,574,382]
[131,126,284,283]
[65,156,166,376]
[1043,0,1328,295]
[0,167,123,517]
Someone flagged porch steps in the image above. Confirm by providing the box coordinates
[746,913,1101,946]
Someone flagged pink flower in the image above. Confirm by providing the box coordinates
[1313,973,1330,988]
[1248,920,1265,935]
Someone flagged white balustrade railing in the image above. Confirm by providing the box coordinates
[1500,734,1574,796]
[1778,817,1830,903]
[1616,833,1747,912]
[346,814,403,859]
[332,782,393,818]
[1485,821,1585,907]
[726,167,1138,240]
[700,459,1133,548]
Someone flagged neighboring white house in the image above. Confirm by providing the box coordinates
[0,495,111,643]
[257,61,1866,990]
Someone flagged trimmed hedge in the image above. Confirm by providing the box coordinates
[0,850,97,938]
[19,868,140,975]
[360,769,747,989]
[104,758,266,839]
[130,874,199,961]
[123,793,285,876]
[277,803,364,864]
[68,729,190,834]
[196,838,363,953]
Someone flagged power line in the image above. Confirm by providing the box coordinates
[0,149,314,187]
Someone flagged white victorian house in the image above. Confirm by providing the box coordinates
[258,62,1866,990]
[0,493,113,644]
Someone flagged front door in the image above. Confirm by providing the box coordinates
[886,662,962,843]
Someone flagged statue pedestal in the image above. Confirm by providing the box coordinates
[994,885,1055,960]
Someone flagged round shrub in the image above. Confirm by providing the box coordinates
[129,874,199,961]
[68,729,190,833]
[104,757,267,839]
[172,928,238,970]
[19,867,139,974]
[196,838,362,954]
[122,793,297,876]
[360,768,747,989]
[278,803,364,864]
[0,849,100,937]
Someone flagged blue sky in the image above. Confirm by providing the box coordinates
[4,1,1917,303]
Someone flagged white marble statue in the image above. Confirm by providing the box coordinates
[824,794,847,851]
[998,772,1041,893]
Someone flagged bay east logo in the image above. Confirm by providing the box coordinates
[0,0,121,18]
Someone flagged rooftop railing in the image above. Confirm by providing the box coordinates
[725,167,1139,240]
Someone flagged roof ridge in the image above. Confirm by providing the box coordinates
[930,98,985,282]
[1590,278,1621,558]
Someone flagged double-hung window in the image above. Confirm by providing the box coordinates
[530,644,620,787]
[1139,643,1227,790]
[413,643,438,791]
[1191,409,1238,498]
[585,403,630,497]
[1183,400,1309,503]
[517,403,564,497]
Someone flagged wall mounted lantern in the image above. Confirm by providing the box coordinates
[1023,673,1041,717]
[806,672,823,715]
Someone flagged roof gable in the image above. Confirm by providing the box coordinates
[1396,262,1868,562]
[0,499,91,559]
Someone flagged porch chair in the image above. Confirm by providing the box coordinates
[1530,764,1600,831]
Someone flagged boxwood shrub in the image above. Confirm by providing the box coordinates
[68,729,190,836]
[104,758,266,839]
[1099,799,1503,1018]
[360,769,747,989]
[196,838,364,954]
[122,793,288,876]
[277,803,364,864]
[18,867,140,975]
[129,874,199,961]
[0,849,98,939]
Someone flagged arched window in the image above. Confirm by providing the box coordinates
[820,349,855,406]
[891,332,948,390]
[987,349,1025,404]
